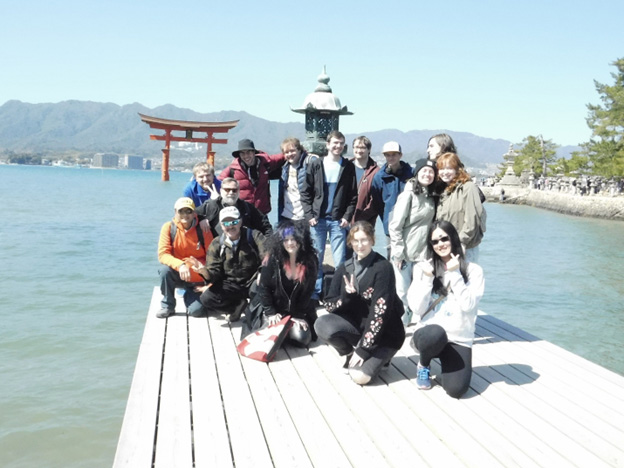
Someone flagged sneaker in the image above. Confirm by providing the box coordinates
[416,364,432,390]
[156,308,174,319]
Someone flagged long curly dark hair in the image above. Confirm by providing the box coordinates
[426,220,469,295]
[264,219,318,282]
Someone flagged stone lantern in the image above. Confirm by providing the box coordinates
[291,67,353,156]
[498,144,522,186]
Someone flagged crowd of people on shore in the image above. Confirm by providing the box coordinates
[156,131,486,398]
[533,175,624,196]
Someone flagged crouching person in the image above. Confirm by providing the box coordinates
[250,220,319,348]
[407,220,484,398]
[314,221,405,385]
[157,197,214,319]
[190,206,265,321]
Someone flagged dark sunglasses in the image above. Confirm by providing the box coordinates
[431,236,450,246]
[222,219,241,227]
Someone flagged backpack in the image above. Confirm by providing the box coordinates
[169,222,206,253]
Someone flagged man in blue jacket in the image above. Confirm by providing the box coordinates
[183,162,221,208]
[371,141,414,258]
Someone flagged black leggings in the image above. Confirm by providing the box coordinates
[315,314,397,380]
[412,325,472,398]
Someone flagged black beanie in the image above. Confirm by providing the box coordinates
[414,158,438,177]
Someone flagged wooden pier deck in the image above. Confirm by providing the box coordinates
[114,287,624,467]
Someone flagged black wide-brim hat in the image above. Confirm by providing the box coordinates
[232,138,260,157]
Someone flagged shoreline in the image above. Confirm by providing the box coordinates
[481,186,624,221]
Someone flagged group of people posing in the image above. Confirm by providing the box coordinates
[157,132,485,398]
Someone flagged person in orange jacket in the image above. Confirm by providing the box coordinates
[157,197,214,318]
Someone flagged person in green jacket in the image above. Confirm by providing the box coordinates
[435,152,485,263]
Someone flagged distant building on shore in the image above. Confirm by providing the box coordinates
[123,154,144,170]
[93,153,119,168]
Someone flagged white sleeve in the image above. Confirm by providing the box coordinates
[447,264,484,312]
[407,263,435,318]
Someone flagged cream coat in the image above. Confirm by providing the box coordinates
[407,262,485,347]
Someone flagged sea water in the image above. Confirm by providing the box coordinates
[0,165,623,467]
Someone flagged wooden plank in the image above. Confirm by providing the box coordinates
[395,331,538,467]
[231,329,313,468]
[468,331,624,466]
[372,364,534,468]
[116,293,624,468]
[266,345,354,467]
[154,314,193,468]
[474,320,624,423]
[188,316,233,468]
[473,325,624,436]
[310,340,465,467]
[479,314,624,396]
[284,344,391,468]
[208,316,273,468]
[405,317,623,467]
[308,343,427,468]
[472,358,621,467]
[113,289,165,468]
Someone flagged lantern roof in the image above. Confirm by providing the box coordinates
[291,67,353,115]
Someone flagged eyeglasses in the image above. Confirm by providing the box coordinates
[222,219,241,227]
[178,209,194,215]
[222,187,238,193]
[431,236,450,246]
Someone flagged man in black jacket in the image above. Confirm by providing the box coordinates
[300,131,358,300]
[195,177,272,238]
[190,206,265,322]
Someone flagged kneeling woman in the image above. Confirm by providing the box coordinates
[407,220,485,398]
[256,220,319,347]
[315,221,405,385]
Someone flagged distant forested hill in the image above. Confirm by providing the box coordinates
[0,100,579,169]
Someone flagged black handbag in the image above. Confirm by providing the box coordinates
[240,296,269,340]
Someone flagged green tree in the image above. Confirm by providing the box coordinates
[566,151,591,175]
[583,58,624,177]
[513,135,558,177]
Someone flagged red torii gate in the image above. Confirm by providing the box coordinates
[139,113,239,181]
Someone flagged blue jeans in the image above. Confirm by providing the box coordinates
[159,266,203,314]
[311,218,346,298]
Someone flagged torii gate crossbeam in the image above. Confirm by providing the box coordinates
[139,113,239,181]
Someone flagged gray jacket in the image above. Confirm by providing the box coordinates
[389,180,436,262]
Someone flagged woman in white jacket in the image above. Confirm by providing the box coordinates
[407,220,485,398]
[389,158,437,325]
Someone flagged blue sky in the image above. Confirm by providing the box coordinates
[2,0,622,146]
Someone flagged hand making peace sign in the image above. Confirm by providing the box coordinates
[343,274,356,294]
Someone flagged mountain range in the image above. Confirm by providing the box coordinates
[0,100,579,171]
